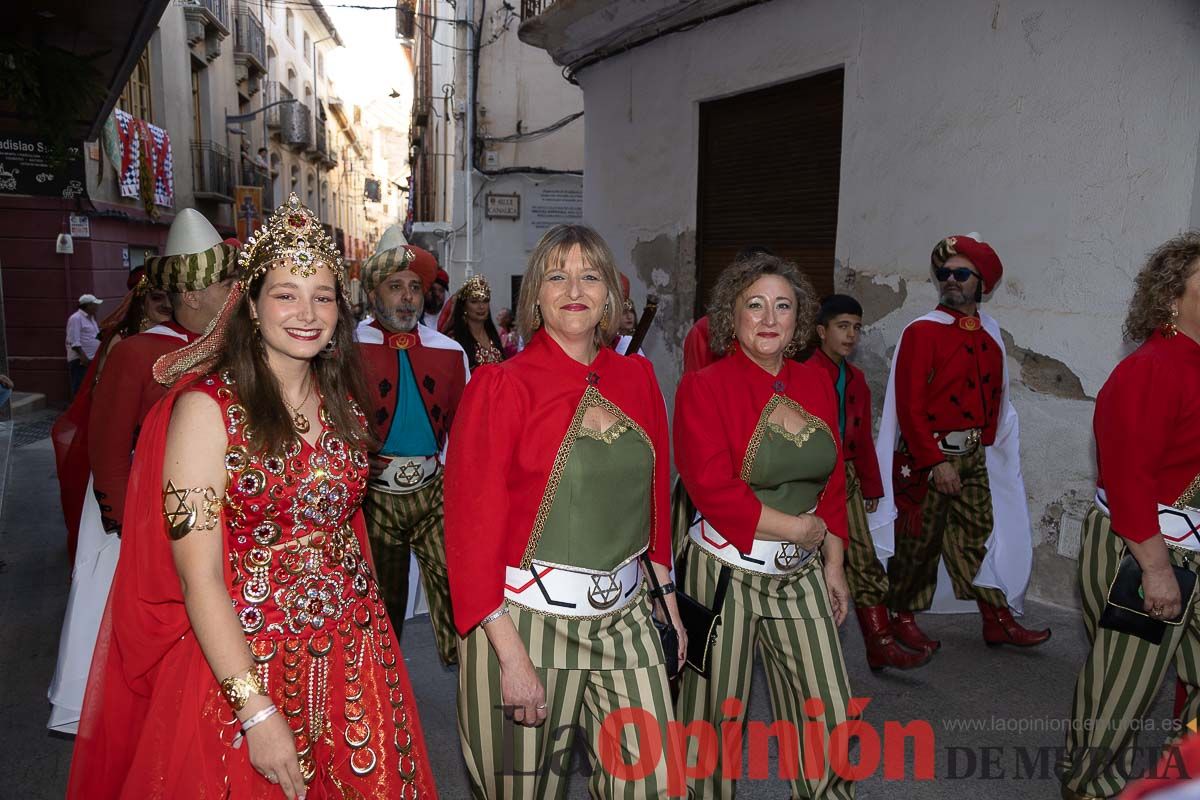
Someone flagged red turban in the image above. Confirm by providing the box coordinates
[931,235,1003,294]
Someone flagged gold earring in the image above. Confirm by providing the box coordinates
[784,340,800,358]
[252,317,261,335]
[1163,307,1179,337]
[600,302,611,331]
[532,305,543,330]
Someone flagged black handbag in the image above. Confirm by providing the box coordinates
[1098,553,1197,645]
[642,554,681,679]
[674,539,731,679]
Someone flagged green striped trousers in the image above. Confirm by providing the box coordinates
[457,593,677,799]
[843,461,890,607]
[1062,506,1200,797]
[362,474,458,666]
[886,446,1007,610]
[676,542,856,799]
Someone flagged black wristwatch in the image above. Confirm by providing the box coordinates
[649,581,676,599]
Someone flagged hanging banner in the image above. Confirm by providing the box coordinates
[235,185,264,243]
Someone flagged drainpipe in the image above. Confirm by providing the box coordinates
[464,0,475,278]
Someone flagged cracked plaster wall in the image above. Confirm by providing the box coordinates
[575,0,1200,608]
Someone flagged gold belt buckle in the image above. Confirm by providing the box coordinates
[587,573,622,610]
[393,460,424,487]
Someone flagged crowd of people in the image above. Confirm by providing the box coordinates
[43,189,1200,800]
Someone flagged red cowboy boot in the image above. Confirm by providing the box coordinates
[978,601,1051,647]
[856,606,932,671]
[891,610,940,653]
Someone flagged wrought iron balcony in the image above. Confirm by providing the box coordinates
[234,8,266,74]
[192,140,234,202]
[280,101,312,149]
[520,0,558,19]
[184,0,231,41]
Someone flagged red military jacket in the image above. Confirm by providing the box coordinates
[808,349,885,499]
[355,320,469,449]
[683,315,717,374]
[444,331,672,634]
[88,322,197,533]
[1095,330,1200,543]
[673,344,849,553]
[894,305,1005,470]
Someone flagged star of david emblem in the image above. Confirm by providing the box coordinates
[163,480,196,540]
[900,465,912,478]
[774,542,803,571]
[587,574,621,609]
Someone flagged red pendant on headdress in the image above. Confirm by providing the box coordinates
[387,332,418,350]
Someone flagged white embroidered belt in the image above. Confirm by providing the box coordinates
[369,455,440,495]
[934,428,982,456]
[689,518,817,576]
[1095,489,1200,553]
[504,558,643,618]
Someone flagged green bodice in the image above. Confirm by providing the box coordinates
[748,421,838,515]
[534,423,652,571]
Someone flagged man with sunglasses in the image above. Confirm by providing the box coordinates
[867,234,1051,654]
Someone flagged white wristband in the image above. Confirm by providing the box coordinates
[232,704,278,749]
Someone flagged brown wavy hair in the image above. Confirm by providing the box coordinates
[706,253,819,357]
[213,264,375,455]
[516,224,624,349]
[1123,232,1200,342]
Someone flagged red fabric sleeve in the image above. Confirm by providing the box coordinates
[683,317,713,374]
[87,340,144,532]
[672,372,763,553]
[634,356,673,567]
[894,325,944,470]
[1095,354,1168,543]
[444,364,521,634]
[811,379,849,544]
[853,378,885,498]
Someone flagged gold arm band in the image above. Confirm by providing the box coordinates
[220,668,267,711]
[163,480,221,540]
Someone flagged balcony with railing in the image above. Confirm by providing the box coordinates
[239,162,274,209]
[280,101,312,149]
[519,0,558,19]
[184,0,231,45]
[234,8,266,74]
[192,140,234,202]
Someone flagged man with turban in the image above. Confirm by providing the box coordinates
[356,241,469,665]
[88,209,237,536]
[868,233,1051,654]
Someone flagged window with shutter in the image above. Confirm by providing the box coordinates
[695,68,845,318]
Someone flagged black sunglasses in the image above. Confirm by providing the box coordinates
[935,267,980,283]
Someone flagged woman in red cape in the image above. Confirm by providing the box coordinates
[68,195,436,799]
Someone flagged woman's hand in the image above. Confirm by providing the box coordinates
[243,701,305,799]
[864,498,879,514]
[1141,564,1182,621]
[498,650,548,727]
[793,513,828,551]
[821,535,849,626]
[659,592,689,675]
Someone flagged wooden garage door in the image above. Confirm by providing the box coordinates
[695,68,844,318]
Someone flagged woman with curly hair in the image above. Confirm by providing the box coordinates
[1061,231,1200,800]
[441,275,505,371]
[673,252,856,798]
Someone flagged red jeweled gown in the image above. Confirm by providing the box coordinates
[67,371,437,799]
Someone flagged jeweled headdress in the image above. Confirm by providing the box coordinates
[461,274,490,302]
[237,193,344,287]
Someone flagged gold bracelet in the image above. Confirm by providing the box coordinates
[220,668,266,711]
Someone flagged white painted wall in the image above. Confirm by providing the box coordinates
[574,0,1200,604]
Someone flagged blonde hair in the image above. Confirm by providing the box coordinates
[1123,232,1200,342]
[516,224,624,349]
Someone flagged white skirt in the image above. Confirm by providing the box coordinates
[47,476,119,734]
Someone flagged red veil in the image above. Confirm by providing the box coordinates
[51,359,99,565]
[66,376,437,799]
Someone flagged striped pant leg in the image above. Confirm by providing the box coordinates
[676,543,758,799]
[407,475,458,666]
[457,621,590,799]
[1062,510,1197,797]
[758,566,856,799]
[886,494,945,612]
[582,664,677,800]
[938,448,1007,607]
[843,462,889,608]
[362,488,417,638]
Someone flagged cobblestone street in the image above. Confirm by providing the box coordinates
[0,433,1176,799]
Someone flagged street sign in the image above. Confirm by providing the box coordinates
[69,214,90,238]
[485,193,520,220]
[0,135,86,199]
